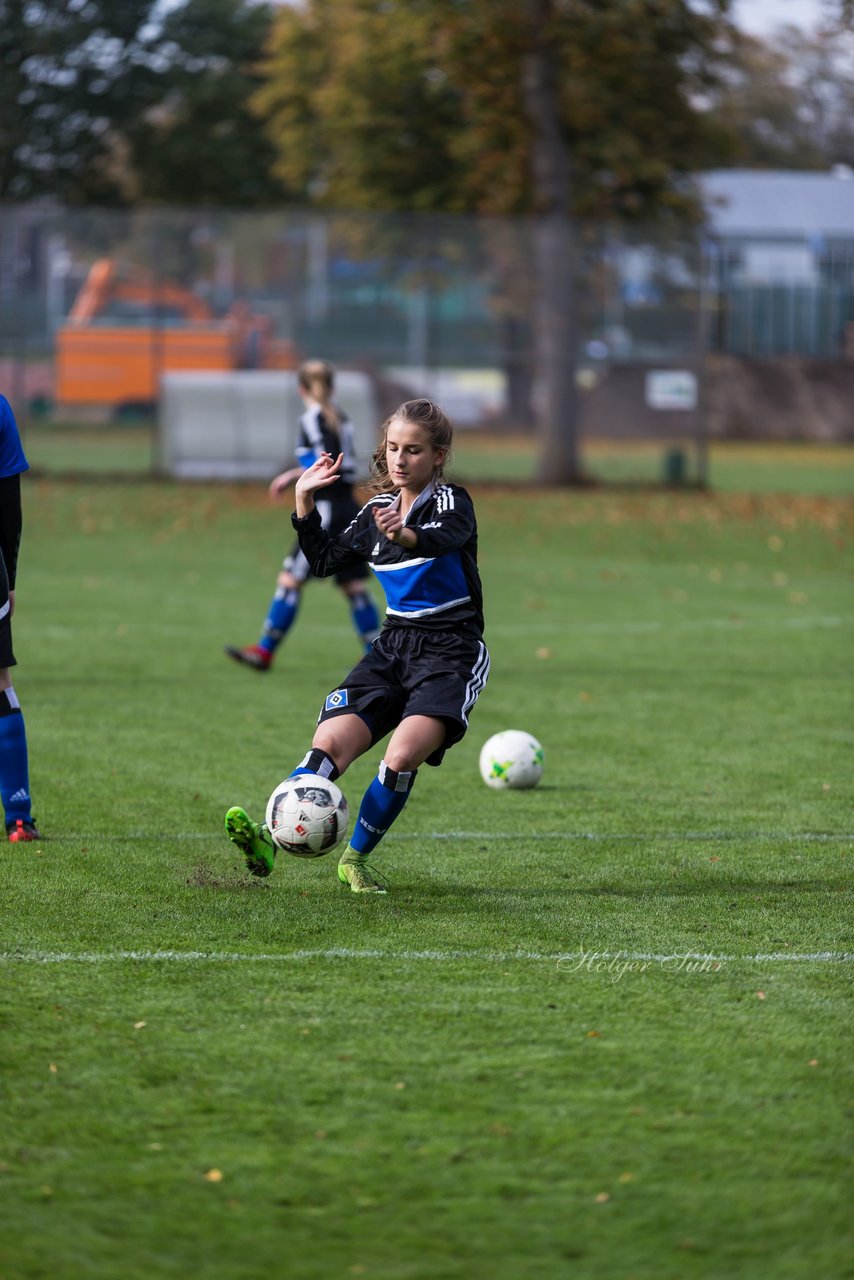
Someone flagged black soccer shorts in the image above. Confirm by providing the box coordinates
[317,626,490,766]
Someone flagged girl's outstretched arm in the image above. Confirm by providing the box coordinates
[268,466,303,499]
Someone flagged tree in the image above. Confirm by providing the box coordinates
[255,0,736,479]
[708,26,854,170]
[253,0,466,212]
[823,0,854,32]
[0,0,286,205]
[769,26,854,168]
[0,0,154,202]
[257,0,735,222]
[126,0,287,206]
[522,0,580,481]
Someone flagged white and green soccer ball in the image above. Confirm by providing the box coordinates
[265,773,350,857]
[479,730,544,790]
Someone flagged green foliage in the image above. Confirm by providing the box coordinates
[0,0,153,202]
[0,0,286,205]
[255,0,738,221]
[254,0,467,212]
[2,0,851,212]
[2,475,852,1276]
[126,0,288,206]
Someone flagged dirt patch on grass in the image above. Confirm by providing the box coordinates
[186,862,268,891]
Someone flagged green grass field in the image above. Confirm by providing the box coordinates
[2,467,852,1279]
[19,416,854,495]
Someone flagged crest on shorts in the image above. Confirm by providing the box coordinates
[325,688,349,711]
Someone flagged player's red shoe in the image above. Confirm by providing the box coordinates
[7,819,42,842]
[224,645,272,672]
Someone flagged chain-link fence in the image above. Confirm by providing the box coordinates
[1,203,850,483]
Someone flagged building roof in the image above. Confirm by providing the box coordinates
[700,169,854,239]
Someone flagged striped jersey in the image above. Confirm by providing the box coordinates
[292,481,484,637]
[293,403,359,501]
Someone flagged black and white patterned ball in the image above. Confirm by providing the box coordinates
[265,774,350,858]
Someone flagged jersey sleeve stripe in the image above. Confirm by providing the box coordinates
[340,493,395,539]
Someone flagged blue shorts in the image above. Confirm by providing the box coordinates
[317,627,490,766]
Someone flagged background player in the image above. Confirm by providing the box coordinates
[224,397,489,893]
[225,358,380,672]
[0,395,41,842]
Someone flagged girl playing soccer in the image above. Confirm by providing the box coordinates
[224,359,380,672]
[224,398,489,893]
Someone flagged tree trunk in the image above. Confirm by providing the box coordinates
[522,0,581,483]
[502,314,535,429]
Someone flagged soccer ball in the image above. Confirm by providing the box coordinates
[265,774,349,858]
[479,730,544,790]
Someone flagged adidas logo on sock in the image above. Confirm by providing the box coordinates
[8,789,29,804]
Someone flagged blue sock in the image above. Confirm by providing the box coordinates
[0,687,32,827]
[349,760,416,856]
[259,587,299,655]
[348,589,381,650]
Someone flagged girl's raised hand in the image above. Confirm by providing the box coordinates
[294,452,344,498]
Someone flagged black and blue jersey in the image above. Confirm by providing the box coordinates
[292,480,484,638]
[294,404,359,502]
[282,402,370,587]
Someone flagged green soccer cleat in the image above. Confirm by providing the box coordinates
[225,806,276,878]
[337,849,388,895]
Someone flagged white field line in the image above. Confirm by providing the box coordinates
[0,947,850,967]
[47,831,854,843]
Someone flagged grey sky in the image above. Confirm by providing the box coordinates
[734,0,827,34]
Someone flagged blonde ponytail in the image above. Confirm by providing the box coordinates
[298,359,341,428]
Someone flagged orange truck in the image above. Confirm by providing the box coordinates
[55,258,297,410]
